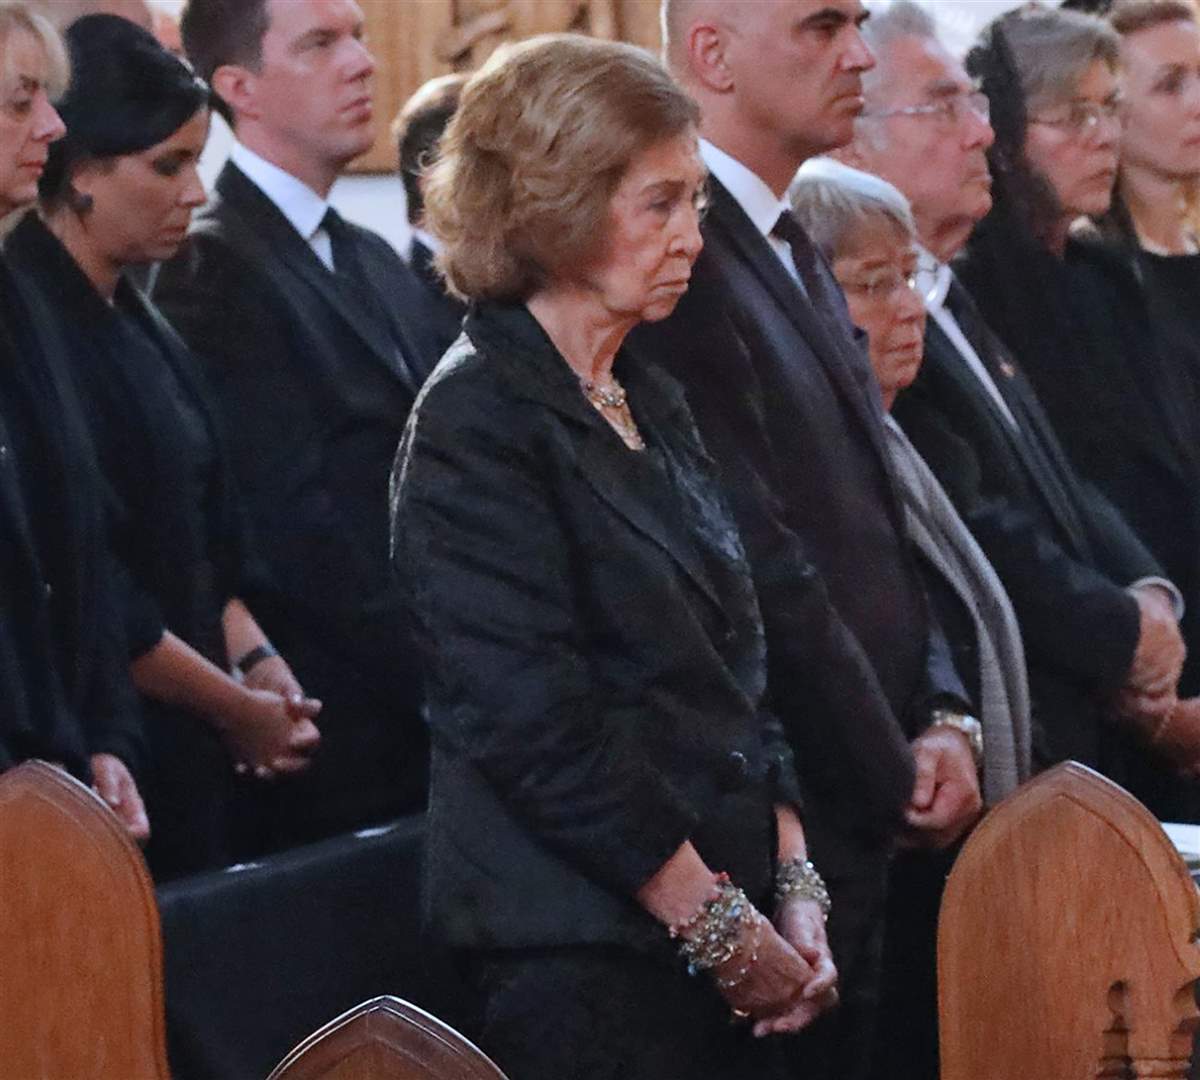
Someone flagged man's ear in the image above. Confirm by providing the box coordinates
[211,63,259,123]
[687,22,735,95]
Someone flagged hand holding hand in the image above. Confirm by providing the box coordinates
[710,911,825,1034]
[1127,588,1185,704]
[218,687,321,778]
[90,752,150,842]
[750,896,838,1036]
[902,726,982,849]
[242,654,305,701]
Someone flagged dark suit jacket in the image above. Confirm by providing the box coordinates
[892,282,1159,774]
[409,238,466,363]
[630,180,963,867]
[153,162,433,833]
[392,302,802,952]
[0,251,142,781]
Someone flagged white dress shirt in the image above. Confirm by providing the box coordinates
[230,142,336,271]
[700,139,802,289]
[916,246,1017,429]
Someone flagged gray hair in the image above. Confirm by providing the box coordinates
[997,4,1120,113]
[860,1,938,99]
[788,157,916,261]
[861,0,938,56]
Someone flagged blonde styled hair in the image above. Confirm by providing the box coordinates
[424,33,699,303]
[0,2,67,101]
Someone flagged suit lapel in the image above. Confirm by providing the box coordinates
[924,319,1089,549]
[213,164,417,393]
[706,180,891,465]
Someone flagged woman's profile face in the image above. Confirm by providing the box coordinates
[576,132,706,326]
[1119,19,1200,183]
[831,218,925,407]
[1023,58,1122,222]
[71,107,208,268]
[0,31,64,217]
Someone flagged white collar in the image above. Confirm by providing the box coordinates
[915,243,953,312]
[700,139,792,240]
[230,142,331,244]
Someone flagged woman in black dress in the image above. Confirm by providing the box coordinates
[391,34,837,1080]
[963,3,1200,816]
[6,14,320,878]
[0,1,146,835]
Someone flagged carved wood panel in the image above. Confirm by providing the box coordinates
[354,0,662,173]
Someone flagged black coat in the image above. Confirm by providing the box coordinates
[408,238,466,362]
[630,179,964,858]
[391,302,802,953]
[892,270,1160,783]
[628,180,964,1080]
[153,162,433,841]
[0,246,142,782]
[5,213,264,876]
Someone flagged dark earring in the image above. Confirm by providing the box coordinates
[67,188,93,214]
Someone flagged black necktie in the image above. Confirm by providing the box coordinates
[321,207,362,281]
[771,208,830,305]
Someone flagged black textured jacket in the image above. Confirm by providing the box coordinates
[391,302,801,953]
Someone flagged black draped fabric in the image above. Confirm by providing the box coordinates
[0,242,142,781]
[5,212,260,876]
[957,217,1200,820]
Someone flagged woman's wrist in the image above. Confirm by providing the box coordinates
[635,842,723,929]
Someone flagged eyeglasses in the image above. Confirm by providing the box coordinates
[864,90,991,127]
[1028,99,1122,140]
[839,268,919,301]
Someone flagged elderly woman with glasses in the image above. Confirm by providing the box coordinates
[792,156,1032,1080]
[962,2,1200,818]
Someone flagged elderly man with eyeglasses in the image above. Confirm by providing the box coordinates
[837,7,1190,1065]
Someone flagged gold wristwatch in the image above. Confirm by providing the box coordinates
[929,708,984,770]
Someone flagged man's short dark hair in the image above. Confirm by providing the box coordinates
[180,0,269,91]
[392,74,467,227]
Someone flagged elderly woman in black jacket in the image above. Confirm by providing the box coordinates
[0,1,147,833]
[390,33,836,1080]
[4,15,320,878]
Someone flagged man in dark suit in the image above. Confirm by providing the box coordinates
[631,4,983,1076]
[841,0,1185,779]
[154,0,435,851]
[392,73,468,360]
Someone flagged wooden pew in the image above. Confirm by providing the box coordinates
[268,995,509,1080]
[0,760,169,1079]
[939,761,1200,1079]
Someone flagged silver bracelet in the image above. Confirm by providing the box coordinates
[670,875,757,976]
[774,858,832,918]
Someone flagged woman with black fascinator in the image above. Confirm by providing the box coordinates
[961,3,1200,821]
[4,14,322,879]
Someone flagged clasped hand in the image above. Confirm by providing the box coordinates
[713,896,838,1037]
[1121,588,1186,722]
[900,726,982,850]
[219,656,322,778]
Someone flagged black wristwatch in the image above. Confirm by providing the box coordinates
[235,643,278,676]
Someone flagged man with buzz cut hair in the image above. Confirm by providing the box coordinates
[630,3,985,1077]
[154,0,441,855]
